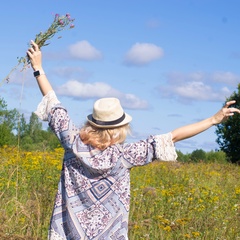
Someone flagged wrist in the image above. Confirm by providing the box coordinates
[210,116,217,126]
[32,65,43,71]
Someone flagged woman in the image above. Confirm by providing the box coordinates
[27,41,240,240]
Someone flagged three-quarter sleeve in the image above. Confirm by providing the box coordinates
[35,90,61,121]
[153,133,178,161]
[121,132,177,168]
[35,90,79,149]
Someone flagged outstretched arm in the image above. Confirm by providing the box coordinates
[27,40,53,96]
[171,100,240,143]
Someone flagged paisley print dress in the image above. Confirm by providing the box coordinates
[35,91,177,240]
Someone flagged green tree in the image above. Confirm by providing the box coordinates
[206,150,227,164]
[0,98,18,146]
[20,112,46,150]
[28,113,42,136]
[20,112,41,149]
[0,98,60,150]
[215,84,240,163]
[45,127,60,149]
[176,150,191,162]
[190,149,206,162]
[17,113,28,138]
[20,112,60,150]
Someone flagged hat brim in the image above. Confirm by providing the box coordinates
[87,113,132,128]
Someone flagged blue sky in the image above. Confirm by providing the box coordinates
[1,0,240,153]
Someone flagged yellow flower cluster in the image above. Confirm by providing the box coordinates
[0,146,63,239]
[129,161,240,239]
[0,147,240,239]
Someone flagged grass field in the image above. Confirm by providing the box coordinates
[0,146,239,239]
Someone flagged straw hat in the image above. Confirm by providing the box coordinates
[87,98,132,128]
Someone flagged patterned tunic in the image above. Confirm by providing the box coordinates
[35,91,177,240]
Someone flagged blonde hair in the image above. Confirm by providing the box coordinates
[80,122,131,150]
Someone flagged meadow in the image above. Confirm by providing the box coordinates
[0,146,239,239]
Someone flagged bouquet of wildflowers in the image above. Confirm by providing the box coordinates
[2,13,75,85]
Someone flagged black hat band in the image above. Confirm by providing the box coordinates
[92,113,126,126]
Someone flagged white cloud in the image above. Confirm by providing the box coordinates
[56,80,148,109]
[158,71,236,103]
[174,81,221,101]
[212,71,240,86]
[124,43,164,66]
[68,41,102,60]
[56,81,112,98]
[120,94,148,109]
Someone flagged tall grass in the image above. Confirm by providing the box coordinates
[0,146,239,239]
[129,161,240,239]
[0,146,62,239]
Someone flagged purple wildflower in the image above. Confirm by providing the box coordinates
[54,14,60,20]
[66,13,71,19]
[58,19,64,25]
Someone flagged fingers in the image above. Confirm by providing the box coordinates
[224,100,240,117]
[226,108,235,117]
[26,41,42,69]
[221,100,240,118]
[213,100,239,125]
[27,40,39,54]
[30,40,39,51]
[229,107,240,114]
[27,40,41,58]
[27,48,35,54]
[26,48,35,60]
[225,100,236,108]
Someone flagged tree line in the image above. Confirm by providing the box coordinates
[1,84,240,163]
[0,98,59,151]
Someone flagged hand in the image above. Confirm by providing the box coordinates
[26,40,42,71]
[212,100,240,125]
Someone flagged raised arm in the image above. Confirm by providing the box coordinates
[171,100,240,143]
[27,40,53,96]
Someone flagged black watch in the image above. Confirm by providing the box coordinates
[33,70,44,77]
